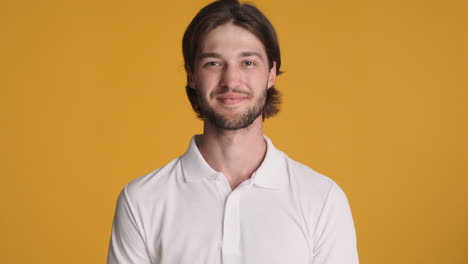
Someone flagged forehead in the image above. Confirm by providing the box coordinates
[198,23,267,58]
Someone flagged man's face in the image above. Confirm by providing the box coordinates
[189,23,276,130]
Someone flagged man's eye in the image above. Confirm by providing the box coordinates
[205,61,221,67]
[243,61,255,66]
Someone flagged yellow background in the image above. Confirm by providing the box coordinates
[1,0,467,263]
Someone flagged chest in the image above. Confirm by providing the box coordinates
[140,179,311,264]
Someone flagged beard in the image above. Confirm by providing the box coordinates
[197,88,267,130]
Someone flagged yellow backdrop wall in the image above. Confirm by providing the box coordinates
[1,0,467,263]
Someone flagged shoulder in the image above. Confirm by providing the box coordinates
[286,156,335,193]
[285,155,350,209]
[122,157,181,205]
[284,155,354,231]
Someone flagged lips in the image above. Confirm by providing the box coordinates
[216,93,249,105]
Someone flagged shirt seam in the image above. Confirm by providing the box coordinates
[123,184,154,264]
[287,160,314,261]
[311,180,335,256]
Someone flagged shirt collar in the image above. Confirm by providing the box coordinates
[180,135,287,190]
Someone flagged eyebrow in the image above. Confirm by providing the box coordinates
[240,51,263,59]
[198,51,264,60]
[198,52,221,60]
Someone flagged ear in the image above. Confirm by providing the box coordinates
[187,72,196,89]
[267,61,277,89]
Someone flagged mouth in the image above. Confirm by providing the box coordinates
[216,93,249,106]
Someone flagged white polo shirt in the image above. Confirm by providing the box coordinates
[107,136,359,264]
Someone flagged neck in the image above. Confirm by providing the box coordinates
[196,117,266,190]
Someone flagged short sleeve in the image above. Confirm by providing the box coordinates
[107,186,152,264]
[312,182,359,264]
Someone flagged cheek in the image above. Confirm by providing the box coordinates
[196,71,220,88]
[195,78,217,99]
[245,70,269,86]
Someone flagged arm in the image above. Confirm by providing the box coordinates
[107,185,152,264]
[312,182,359,264]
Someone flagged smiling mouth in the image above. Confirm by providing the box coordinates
[216,93,249,105]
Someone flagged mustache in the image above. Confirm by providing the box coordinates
[211,88,252,98]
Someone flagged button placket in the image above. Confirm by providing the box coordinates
[222,189,241,256]
[214,173,230,207]
[213,174,252,261]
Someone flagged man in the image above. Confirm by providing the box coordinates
[107,0,359,263]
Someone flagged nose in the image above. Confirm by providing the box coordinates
[220,64,241,89]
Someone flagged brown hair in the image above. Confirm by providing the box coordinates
[182,0,282,119]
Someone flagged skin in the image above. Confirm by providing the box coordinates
[188,23,277,190]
